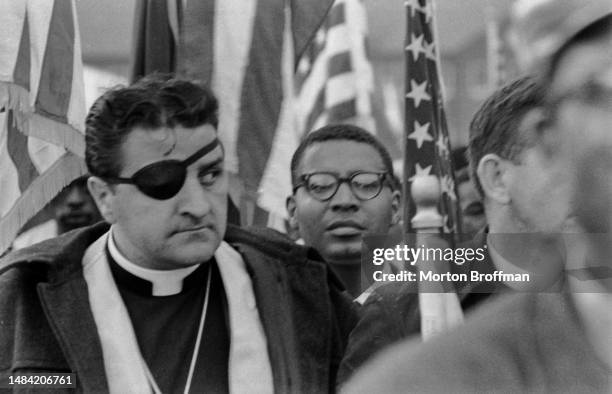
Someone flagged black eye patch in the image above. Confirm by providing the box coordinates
[105,138,219,200]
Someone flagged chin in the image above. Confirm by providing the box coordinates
[325,246,362,265]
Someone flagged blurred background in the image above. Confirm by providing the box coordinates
[78,0,517,149]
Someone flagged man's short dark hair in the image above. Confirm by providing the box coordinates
[468,76,545,197]
[85,74,219,178]
[290,124,399,190]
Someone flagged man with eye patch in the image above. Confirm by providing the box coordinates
[0,75,358,393]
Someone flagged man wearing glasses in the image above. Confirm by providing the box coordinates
[0,75,358,393]
[286,124,401,297]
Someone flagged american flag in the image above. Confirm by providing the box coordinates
[293,0,374,134]
[0,0,86,254]
[404,0,464,341]
[258,0,376,223]
[131,0,376,228]
[403,0,459,235]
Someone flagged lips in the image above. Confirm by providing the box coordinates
[175,223,214,234]
[326,220,365,236]
[60,213,92,224]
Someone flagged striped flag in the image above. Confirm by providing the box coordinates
[403,0,459,235]
[0,0,86,254]
[130,0,375,228]
[259,0,376,222]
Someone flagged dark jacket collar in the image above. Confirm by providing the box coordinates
[2,222,346,394]
[1,222,345,289]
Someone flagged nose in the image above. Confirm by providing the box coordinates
[64,187,87,208]
[330,181,359,212]
[177,176,212,219]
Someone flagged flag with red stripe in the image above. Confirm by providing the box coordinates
[0,0,86,254]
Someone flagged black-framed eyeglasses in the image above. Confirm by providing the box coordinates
[293,171,390,202]
[104,138,220,200]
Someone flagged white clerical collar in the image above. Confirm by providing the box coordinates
[107,229,200,296]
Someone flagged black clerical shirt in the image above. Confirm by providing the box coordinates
[108,253,230,393]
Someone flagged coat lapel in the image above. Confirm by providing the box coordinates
[38,276,108,392]
[235,242,333,393]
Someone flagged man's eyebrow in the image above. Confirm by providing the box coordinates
[196,157,224,172]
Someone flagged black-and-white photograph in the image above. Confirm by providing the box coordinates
[0,0,610,392]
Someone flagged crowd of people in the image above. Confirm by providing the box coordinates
[0,0,610,392]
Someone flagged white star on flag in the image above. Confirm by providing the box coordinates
[315,29,326,45]
[425,41,436,60]
[405,34,425,62]
[408,120,432,148]
[409,163,432,182]
[298,56,311,74]
[436,133,449,157]
[441,174,457,200]
[443,219,452,234]
[423,1,434,22]
[406,79,431,108]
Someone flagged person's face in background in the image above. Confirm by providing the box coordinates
[53,179,101,233]
[456,174,486,240]
[287,140,400,265]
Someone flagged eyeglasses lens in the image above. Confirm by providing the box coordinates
[306,173,383,201]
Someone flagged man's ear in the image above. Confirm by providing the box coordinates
[477,153,511,204]
[87,176,116,223]
[285,195,298,231]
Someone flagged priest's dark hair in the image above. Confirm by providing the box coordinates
[85,73,219,179]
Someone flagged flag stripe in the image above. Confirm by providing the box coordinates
[293,2,346,91]
[237,0,285,195]
[177,0,215,82]
[256,8,300,222]
[6,111,39,192]
[328,97,357,120]
[212,0,258,175]
[130,0,175,81]
[326,1,346,27]
[326,73,358,106]
[290,0,334,61]
[34,0,74,123]
[305,88,326,133]
[328,51,352,76]
[0,114,21,218]
[13,14,30,90]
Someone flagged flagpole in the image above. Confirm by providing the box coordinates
[411,175,463,340]
[403,0,464,341]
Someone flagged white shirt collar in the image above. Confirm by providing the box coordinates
[107,228,200,296]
